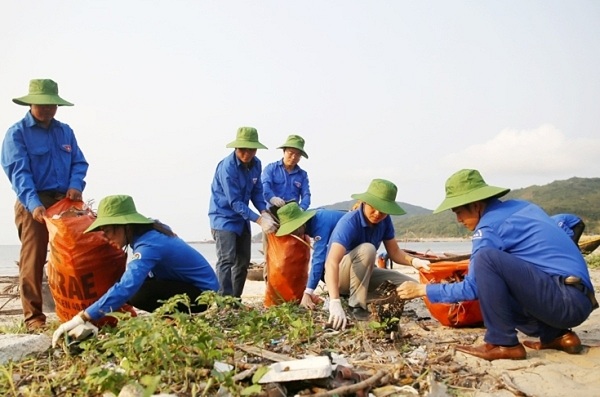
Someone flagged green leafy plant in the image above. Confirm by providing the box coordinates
[586,254,600,269]
[0,292,325,396]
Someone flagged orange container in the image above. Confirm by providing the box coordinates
[419,259,483,327]
[264,233,310,307]
[45,198,136,326]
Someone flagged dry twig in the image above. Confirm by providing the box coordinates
[306,369,387,397]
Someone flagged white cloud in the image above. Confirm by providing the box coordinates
[441,124,600,183]
[1,2,600,247]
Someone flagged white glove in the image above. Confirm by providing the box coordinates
[328,298,347,330]
[52,313,85,348]
[269,197,286,207]
[411,257,431,271]
[259,213,278,234]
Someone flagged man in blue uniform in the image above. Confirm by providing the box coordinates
[52,195,219,347]
[397,169,597,360]
[262,134,311,210]
[208,127,277,297]
[274,202,345,309]
[2,79,88,331]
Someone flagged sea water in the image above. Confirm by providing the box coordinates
[0,240,472,277]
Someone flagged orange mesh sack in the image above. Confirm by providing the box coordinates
[418,259,483,327]
[45,198,136,326]
[264,233,310,307]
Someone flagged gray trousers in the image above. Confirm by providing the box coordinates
[338,243,416,309]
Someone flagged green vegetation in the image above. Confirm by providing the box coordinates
[586,254,600,269]
[505,177,600,234]
[3,255,600,395]
[0,293,403,396]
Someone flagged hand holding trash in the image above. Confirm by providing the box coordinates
[259,212,278,234]
[269,197,286,207]
[396,281,427,300]
[300,289,322,310]
[52,311,98,348]
[66,188,83,202]
[328,298,347,330]
[411,257,431,271]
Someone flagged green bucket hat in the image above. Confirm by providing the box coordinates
[433,169,510,214]
[277,134,308,158]
[275,202,317,236]
[225,127,268,149]
[84,195,153,233]
[12,79,74,106]
[351,179,406,216]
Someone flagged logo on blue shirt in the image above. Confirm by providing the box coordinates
[472,229,483,240]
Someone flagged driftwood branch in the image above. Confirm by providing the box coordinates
[232,365,258,382]
[306,369,387,397]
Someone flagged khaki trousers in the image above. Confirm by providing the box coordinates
[338,243,416,309]
[14,192,63,325]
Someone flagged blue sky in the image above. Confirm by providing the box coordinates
[1,1,599,244]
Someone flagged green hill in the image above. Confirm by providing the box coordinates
[321,177,600,238]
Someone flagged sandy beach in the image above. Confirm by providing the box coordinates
[239,262,600,397]
[2,259,600,396]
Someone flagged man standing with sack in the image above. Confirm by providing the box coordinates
[208,127,277,298]
[1,79,88,331]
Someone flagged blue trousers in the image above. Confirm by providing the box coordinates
[474,247,593,345]
[212,228,251,297]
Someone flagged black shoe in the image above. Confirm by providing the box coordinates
[229,298,246,311]
[350,306,370,321]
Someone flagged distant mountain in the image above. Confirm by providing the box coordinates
[321,177,600,238]
[321,201,431,216]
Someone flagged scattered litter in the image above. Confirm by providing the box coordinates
[258,355,332,383]
[213,361,234,374]
[372,384,419,396]
[406,345,427,365]
[67,322,98,342]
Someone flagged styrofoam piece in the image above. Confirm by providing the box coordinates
[213,361,234,373]
[67,322,98,342]
[258,355,332,383]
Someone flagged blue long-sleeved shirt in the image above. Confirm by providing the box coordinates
[551,213,582,239]
[427,199,593,303]
[262,159,311,210]
[86,229,219,320]
[304,209,345,290]
[208,151,267,235]
[1,112,88,212]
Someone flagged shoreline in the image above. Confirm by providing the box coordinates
[188,237,474,244]
[397,237,471,243]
